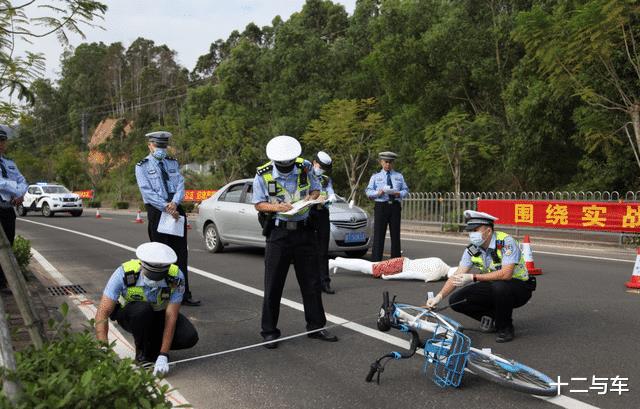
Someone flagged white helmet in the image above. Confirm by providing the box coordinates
[266,135,301,162]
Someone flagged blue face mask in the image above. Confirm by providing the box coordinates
[152,148,167,160]
[313,167,324,176]
[469,231,485,247]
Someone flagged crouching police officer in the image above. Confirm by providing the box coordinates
[253,135,338,348]
[95,242,199,376]
[310,151,336,294]
[426,211,535,343]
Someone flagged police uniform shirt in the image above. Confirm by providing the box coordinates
[314,173,335,198]
[365,169,409,202]
[459,233,521,271]
[252,160,321,222]
[135,153,185,211]
[0,156,28,204]
[103,266,185,305]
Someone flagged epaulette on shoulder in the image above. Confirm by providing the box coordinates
[136,158,149,166]
[165,156,178,161]
[256,163,273,176]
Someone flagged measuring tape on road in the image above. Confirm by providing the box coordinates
[168,314,377,367]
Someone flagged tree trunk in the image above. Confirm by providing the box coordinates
[630,104,640,171]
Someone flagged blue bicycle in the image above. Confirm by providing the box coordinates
[366,291,556,396]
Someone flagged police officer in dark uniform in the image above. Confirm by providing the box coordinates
[253,135,338,348]
[135,131,200,306]
[365,152,409,262]
[95,242,198,376]
[310,151,337,294]
[0,126,28,290]
[426,211,536,343]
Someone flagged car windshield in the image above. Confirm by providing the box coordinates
[42,186,70,194]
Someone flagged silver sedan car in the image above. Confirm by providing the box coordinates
[194,178,371,256]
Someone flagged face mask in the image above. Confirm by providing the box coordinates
[275,162,295,174]
[313,167,324,176]
[152,148,167,160]
[142,274,164,287]
[469,231,485,247]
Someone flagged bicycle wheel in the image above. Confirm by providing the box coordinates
[467,350,556,396]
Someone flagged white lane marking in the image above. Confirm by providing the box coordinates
[30,248,190,407]
[20,219,597,409]
[399,236,635,263]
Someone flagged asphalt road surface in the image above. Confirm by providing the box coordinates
[16,210,639,409]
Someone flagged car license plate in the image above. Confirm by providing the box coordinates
[344,232,366,243]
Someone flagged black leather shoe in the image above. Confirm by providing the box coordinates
[496,326,515,343]
[263,334,279,349]
[308,329,338,342]
[181,297,201,306]
[321,283,335,294]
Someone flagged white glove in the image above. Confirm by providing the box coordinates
[452,274,474,287]
[425,294,442,309]
[153,354,169,377]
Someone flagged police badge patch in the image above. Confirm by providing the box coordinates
[503,244,513,256]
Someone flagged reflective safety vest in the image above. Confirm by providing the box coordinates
[119,259,181,311]
[256,158,311,215]
[318,174,330,199]
[470,231,528,281]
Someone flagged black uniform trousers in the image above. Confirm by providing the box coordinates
[145,205,192,298]
[261,225,326,338]
[112,301,198,361]
[0,207,16,287]
[371,201,402,262]
[449,279,533,331]
[310,206,331,286]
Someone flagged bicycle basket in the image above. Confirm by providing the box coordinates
[422,324,470,388]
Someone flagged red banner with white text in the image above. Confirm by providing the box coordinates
[183,190,217,202]
[74,190,94,199]
[477,200,640,233]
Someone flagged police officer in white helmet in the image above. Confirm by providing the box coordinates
[310,151,337,294]
[425,210,536,343]
[252,136,338,348]
[95,242,199,376]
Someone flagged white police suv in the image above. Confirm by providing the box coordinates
[17,183,83,217]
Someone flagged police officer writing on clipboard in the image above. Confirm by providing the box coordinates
[365,151,409,262]
[95,242,199,376]
[310,151,337,294]
[426,210,536,343]
[253,136,338,348]
[0,126,28,290]
[135,131,200,306]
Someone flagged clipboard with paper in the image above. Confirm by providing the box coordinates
[157,212,185,237]
[278,198,324,216]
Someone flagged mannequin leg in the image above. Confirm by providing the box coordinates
[329,257,374,275]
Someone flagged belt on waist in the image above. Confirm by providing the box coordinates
[274,219,310,230]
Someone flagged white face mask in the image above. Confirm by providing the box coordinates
[468,231,485,247]
[313,167,324,176]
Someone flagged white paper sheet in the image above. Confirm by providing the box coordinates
[157,212,185,237]
[278,199,324,216]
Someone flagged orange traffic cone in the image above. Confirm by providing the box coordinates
[625,248,640,289]
[95,209,101,219]
[522,235,542,275]
[134,210,144,224]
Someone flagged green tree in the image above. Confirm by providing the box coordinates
[514,0,640,172]
[303,98,384,200]
[0,0,107,120]
[417,108,499,195]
